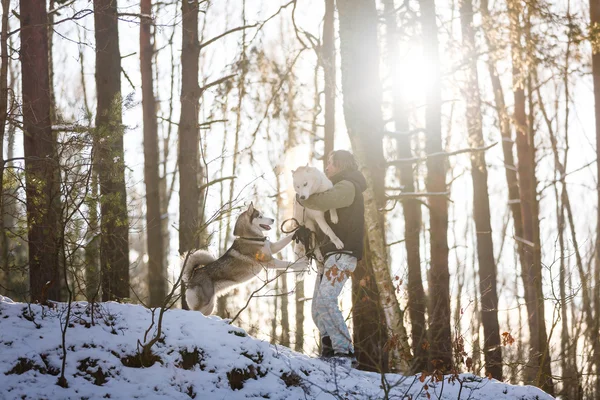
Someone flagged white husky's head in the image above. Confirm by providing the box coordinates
[233,202,275,238]
[292,166,323,200]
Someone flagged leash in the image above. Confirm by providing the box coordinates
[280,216,318,262]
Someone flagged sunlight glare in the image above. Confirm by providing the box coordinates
[394,45,432,104]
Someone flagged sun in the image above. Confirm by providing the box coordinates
[392,44,433,105]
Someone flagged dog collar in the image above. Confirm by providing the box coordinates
[240,237,267,242]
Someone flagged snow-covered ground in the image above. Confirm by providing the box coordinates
[0,296,554,399]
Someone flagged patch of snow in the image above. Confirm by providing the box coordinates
[0,298,554,399]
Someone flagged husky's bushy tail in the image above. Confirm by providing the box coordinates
[182,250,216,283]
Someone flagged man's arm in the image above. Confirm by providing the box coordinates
[298,181,355,211]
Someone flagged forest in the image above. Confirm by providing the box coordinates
[1,0,599,398]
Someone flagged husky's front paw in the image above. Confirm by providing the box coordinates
[329,211,338,224]
[332,238,344,250]
[289,259,309,272]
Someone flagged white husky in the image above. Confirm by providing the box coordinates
[292,166,344,261]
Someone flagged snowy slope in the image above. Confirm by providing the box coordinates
[0,296,554,400]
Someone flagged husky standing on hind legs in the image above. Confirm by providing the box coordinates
[182,202,308,315]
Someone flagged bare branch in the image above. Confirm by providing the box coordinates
[200,74,235,93]
[200,25,258,50]
[387,142,498,166]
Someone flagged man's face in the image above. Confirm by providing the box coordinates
[325,155,341,179]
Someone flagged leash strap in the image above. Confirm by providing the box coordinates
[280,217,318,262]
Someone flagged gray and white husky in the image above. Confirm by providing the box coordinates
[292,166,344,261]
[182,202,306,315]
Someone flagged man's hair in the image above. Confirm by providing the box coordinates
[329,150,358,172]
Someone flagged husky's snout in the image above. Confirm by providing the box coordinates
[300,195,306,200]
[259,218,275,231]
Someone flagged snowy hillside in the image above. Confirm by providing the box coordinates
[0,296,554,399]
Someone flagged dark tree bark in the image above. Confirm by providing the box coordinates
[20,0,62,303]
[337,0,411,372]
[94,0,130,301]
[418,0,452,372]
[140,0,166,307]
[507,0,553,393]
[178,0,202,309]
[458,0,502,380]
[178,0,200,255]
[382,0,427,373]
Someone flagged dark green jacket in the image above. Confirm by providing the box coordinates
[299,169,367,260]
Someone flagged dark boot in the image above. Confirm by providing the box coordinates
[332,351,359,368]
[320,336,334,358]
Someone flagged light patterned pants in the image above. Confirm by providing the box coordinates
[311,253,357,354]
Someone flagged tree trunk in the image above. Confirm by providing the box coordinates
[20,0,62,303]
[294,278,305,351]
[507,0,553,392]
[336,0,411,372]
[480,0,527,284]
[280,274,290,347]
[178,0,201,310]
[140,0,166,307]
[0,0,9,285]
[382,0,427,373]
[459,0,502,380]
[322,0,335,165]
[352,251,388,371]
[47,0,56,121]
[589,0,600,395]
[94,0,130,301]
[418,0,452,372]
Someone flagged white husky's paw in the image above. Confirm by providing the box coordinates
[332,237,344,250]
[329,211,338,224]
[290,264,307,274]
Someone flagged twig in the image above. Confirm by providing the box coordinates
[387,142,498,166]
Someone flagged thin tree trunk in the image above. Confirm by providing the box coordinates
[178,0,201,310]
[507,1,553,392]
[537,68,597,397]
[48,0,56,121]
[553,165,575,398]
[20,0,62,303]
[294,277,304,351]
[280,274,290,347]
[271,278,279,344]
[459,0,502,380]
[178,0,200,254]
[418,0,452,372]
[141,0,166,307]
[322,0,335,165]
[336,0,411,372]
[94,0,130,301]
[480,0,527,288]
[589,0,600,395]
[76,25,100,302]
[382,0,427,373]
[0,0,9,284]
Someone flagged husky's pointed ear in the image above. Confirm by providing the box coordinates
[247,202,254,213]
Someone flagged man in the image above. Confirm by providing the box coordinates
[297,150,366,368]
